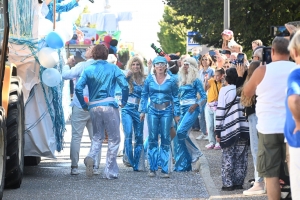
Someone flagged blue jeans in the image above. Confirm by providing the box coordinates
[199,108,207,134]
[248,113,263,182]
[205,105,216,144]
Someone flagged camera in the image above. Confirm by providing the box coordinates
[262,47,272,64]
[270,26,290,37]
[236,53,244,64]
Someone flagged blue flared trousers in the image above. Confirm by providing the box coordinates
[122,103,145,171]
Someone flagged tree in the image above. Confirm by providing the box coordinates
[157,6,189,55]
[162,0,300,52]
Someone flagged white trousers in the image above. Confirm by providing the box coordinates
[70,106,101,168]
[289,145,300,199]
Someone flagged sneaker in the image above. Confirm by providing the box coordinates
[84,156,94,177]
[71,168,79,175]
[191,159,201,172]
[214,143,221,150]
[161,173,170,178]
[148,171,156,177]
[203,135,209,141]
[205,143,215,149]
[243,182,266,196]
[196,134,204,140]
[93,168,101,175]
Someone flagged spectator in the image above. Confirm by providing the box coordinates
[204,68,225,150]
[252,47,264,62]
[252,40,263,51]
[284,29,300,200]
[215,67,249,191]
[240,61,266,196]
[243,37,296,200]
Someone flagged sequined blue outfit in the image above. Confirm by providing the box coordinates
[174,79,207,171]
[122,80,145,171]
[140,73,180,174]
[46,0,79,22]
[75,60,129,179]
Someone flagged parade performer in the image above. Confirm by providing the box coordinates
[140,56,180,178]
[62,45,101,175]
[122,56,145,171]
[174,57,207,172]
[75,44,129,178]
[44,0,80,22]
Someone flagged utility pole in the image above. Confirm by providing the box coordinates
[224,0,230,30]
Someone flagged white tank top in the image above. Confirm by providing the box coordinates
[256,61,296,134]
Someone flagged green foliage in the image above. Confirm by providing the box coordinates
[157,6,188,55]
[162,0,300,52]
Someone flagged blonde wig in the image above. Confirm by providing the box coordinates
[126,56,145,93]
[240,61,260,107]
[179,57,199,86]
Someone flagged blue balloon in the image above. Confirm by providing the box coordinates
[45,31,64,49]
[42,68,62,87]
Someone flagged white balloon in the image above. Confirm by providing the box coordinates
[55,21,74,42]
[38,47,59,68]
[38,18,53,37]
[42,68,62,87]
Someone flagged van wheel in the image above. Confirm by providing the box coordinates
[4,78,24,189]
[0,108,7,198]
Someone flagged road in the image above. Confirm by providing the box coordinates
[3,124,267,200]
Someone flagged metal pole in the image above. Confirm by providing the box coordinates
[53,0,56,30]
[224,0,230,30]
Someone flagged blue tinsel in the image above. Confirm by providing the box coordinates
[9,37,65,152]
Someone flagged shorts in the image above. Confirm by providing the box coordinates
[257,132,286,178]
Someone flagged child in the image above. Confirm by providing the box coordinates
[204,68,225,150]
[221,29,234,51]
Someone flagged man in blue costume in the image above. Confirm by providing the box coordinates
[75,44,129,179]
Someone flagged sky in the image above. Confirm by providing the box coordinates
[86,0,165,59]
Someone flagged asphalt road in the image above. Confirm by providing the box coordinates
[3,123,268,200]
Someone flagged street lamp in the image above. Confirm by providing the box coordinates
[224,0,230,30]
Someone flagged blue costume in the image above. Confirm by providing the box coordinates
[174,78,207,171]
[140,56,180,175]
[45,0,79,22]
[75,60,129,179]
[122,79,145,171]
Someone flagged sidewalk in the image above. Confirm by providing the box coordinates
[190,130,268,200]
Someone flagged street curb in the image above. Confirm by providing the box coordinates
[190,134,222,200]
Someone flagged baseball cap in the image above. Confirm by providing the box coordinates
[221,29,233,36]
[153,56,167,64]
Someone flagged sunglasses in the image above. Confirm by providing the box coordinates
[223,65,230,69]
[154,62,166,67]
[202,58,208,61]
[183,62,190,65]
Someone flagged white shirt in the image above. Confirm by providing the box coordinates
[256,61,297,134]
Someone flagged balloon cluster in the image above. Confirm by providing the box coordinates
[38,20,74,87]
[101,35,118,54]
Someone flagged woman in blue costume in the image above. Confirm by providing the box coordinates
[140,56,180,178]
[75,44,129,179]
[122,56,145,171]
[174,57,207,172]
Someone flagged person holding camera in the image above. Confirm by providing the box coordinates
[215,67,250,191]
[243,37,296,200]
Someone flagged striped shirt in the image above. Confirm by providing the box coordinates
[215,85,249,148]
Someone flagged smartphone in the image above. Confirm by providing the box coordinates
[208,50,216,57]
[270,26,290,37]
[263,47,272,64]
[237,53,244,64]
